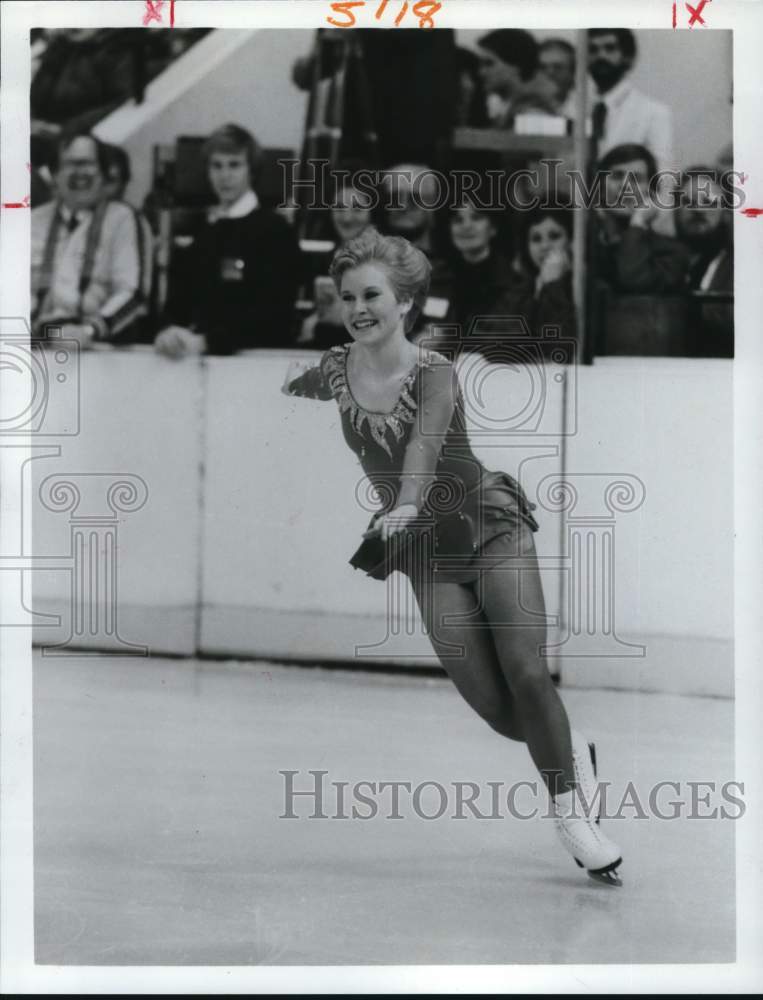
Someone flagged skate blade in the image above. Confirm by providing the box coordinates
[588,867,622,887]
[574,856,623,886]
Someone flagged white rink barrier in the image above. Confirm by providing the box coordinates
[29,348,732,696]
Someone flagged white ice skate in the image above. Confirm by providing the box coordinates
[553,733,622,886]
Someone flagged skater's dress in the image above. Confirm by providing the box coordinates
[285,344,539,585]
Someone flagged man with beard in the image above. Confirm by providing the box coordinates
[588,29,674,171]
[675,167,734,356]
[31,132,150,347]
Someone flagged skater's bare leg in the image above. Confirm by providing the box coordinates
[477,528,574,797]
[411,576,524,742]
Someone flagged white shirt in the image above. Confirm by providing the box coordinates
[207,188,259,224]
[593,75,675,171]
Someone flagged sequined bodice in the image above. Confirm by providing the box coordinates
[322,344,482,509]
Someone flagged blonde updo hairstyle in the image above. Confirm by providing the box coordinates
[329,226,431,334]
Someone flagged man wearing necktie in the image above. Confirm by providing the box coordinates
[588,29,674,173]
[31,133,149,347]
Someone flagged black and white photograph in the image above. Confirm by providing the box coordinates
[1,0,761,992]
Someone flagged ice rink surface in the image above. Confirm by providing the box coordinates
[33,652,735,966]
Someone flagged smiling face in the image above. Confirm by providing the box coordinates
[449,205,496,260]
[332,185,372,243]
[339,263,411,345]
[55,136,104,211]
[208,149,251,208]
[527,216,571,269]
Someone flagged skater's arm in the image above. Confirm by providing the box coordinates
[396,356,459,510]
[281,353,334,400]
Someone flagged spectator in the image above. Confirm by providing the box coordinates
[431,200,517,355]
[379,163,451,337]
[379,163,443,256]
[31,132,150,347]
[503,207,578,362]
[675,167,733,357]
[594,143,688,293]
[102,143,155,336]
[475,29,558,128]
[539,38,577,116]
[587,29,674,170]
[454,46,489,127]
[154,123,300,358]
[298,175,375,349]
[675,168,733,292]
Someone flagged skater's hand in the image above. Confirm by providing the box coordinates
[376,504,419,541]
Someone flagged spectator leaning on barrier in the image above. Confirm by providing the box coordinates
[155,123,300,358]
[587,29,674,171]
[594,143,689,294]
[31,132,150,347]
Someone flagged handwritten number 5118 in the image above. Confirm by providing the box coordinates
[327,1,442,29]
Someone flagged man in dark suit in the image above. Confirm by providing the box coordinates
[155,124,300,358]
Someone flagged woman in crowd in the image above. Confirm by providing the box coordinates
[428,199,516,355]
[504,206,578,362]
[282,227,623,886]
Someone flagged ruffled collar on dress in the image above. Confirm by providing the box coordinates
[322,344,442,457]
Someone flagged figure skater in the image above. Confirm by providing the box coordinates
[282,227,622,885]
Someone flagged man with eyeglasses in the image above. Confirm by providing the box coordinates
[31,132,150,347]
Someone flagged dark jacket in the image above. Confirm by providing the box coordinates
[596,221,690,294]
[164,206,300,354]
[502,271,579,363]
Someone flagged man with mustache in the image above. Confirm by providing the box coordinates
[31,132,150,347]
[588,29,674,171]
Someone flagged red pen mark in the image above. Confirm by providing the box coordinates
[143,0,164,25]
[3,194,30,208]
[394,1,409,25]
[375,0,389,17]
[686,0,710,27]
[741,208,763,218]
[170,0,175,26]
[326,1,364,27]
[672,2,677,28]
